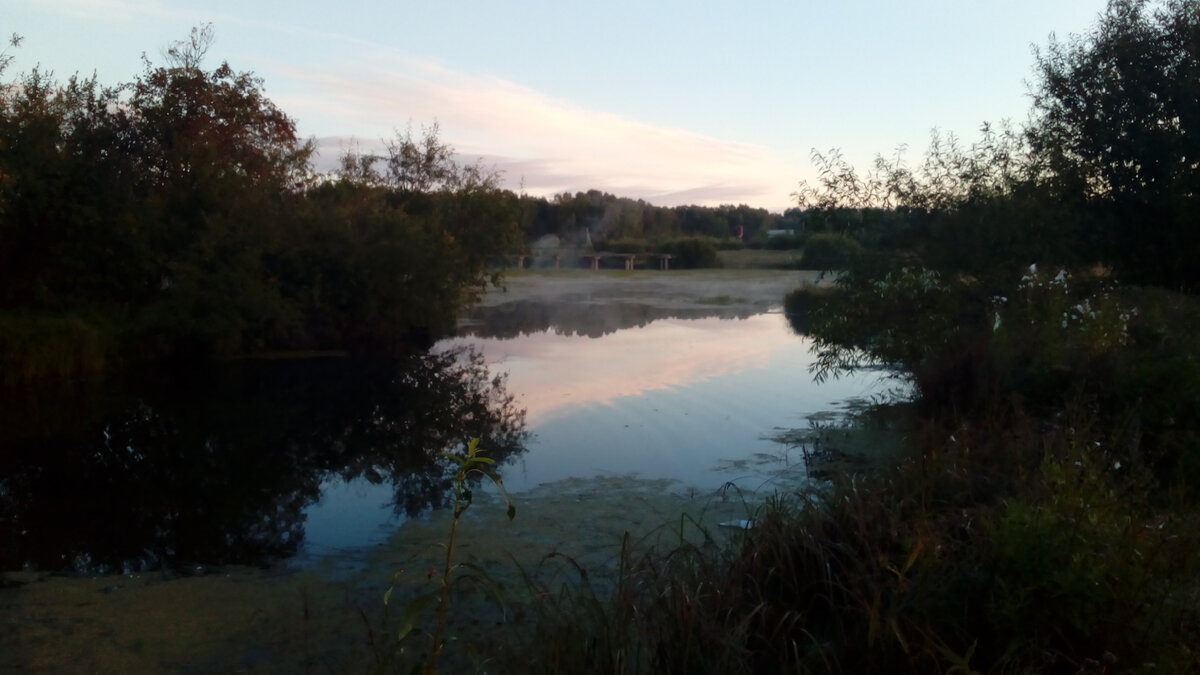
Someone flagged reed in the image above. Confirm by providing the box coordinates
[0,312,111,385]
[487,400,1200,674]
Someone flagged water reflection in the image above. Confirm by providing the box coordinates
[1,282,871,573]
[441,314,802,425]
[460,297,762,339]
[0,349,526,573]
[441,312,883,494]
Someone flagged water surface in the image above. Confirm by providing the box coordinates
[441,310,880,493]
[0,274,881,572]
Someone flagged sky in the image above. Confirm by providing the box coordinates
[9,0,1113,211]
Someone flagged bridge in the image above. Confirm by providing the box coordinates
[511,252,675,271]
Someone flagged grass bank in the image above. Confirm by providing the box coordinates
[717,248,802,269]
[478,403,1200,674]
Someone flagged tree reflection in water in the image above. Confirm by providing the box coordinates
[461,297,761,339]
[0,347,526,574]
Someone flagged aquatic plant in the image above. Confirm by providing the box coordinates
[384,437,515,675]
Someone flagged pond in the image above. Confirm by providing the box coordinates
[0,271,884,575]
[442,312,878,493]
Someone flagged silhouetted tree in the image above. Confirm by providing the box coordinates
[1030,0,1200,288]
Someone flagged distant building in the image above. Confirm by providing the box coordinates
[765,229,795,238]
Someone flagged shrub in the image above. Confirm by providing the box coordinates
[606,238,647,254]
[660,237,720,269]
[763,233,805,250]
[799,233,861,269]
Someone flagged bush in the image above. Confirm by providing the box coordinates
[605,238,647,254]
[763,233,805,250]
[660,237,720,269]
[799,233,861,269]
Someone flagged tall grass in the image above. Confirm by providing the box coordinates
[482,403,1200,674]
[0,313,112,385]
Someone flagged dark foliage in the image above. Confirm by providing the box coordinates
[0,26,522,375]
[1030,0,1200,289]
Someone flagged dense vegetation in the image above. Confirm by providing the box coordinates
[0,26,522,379]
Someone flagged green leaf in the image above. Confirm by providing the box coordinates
[439,451,466,466]
[396,592,437,642]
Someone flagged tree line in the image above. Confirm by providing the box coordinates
[0,25,842,381]
[0,26,526,377]
[513,190,787,245]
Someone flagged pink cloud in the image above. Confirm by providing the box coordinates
[276,57,803,209]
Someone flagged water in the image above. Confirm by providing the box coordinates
[0,352,525,573]
[438,311,880,493]
[0,284,885,573]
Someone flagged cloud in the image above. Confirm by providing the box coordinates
[276,55,802,209]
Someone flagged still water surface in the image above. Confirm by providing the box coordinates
[0,291,883,573]
[302,306,881,558]
[444,312,877,490]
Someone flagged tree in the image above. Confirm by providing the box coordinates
[0,26,529,372]
[0,67,149,311]
[794,0,1200,423]
[124,25,315,356]
[384,121,460,193]
[130,25,313,199]
[0,26,316,359]
[290,121,521,351]
[1029,0,1200,289]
